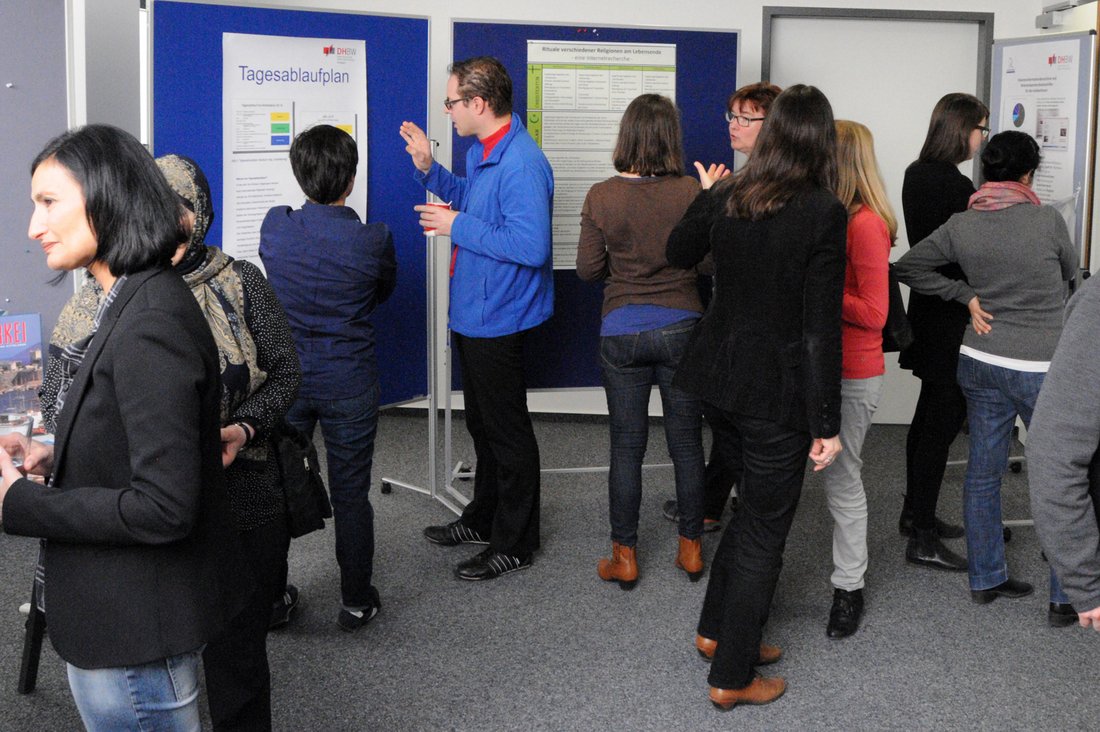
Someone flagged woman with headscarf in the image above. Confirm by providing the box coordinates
[158,153,302,730]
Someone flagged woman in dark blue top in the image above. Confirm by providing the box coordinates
[259,125,396,632]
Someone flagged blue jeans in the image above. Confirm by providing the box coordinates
[287,382,380,608]
[957,355,1067,601]
[67,650,202,731]
[600,319,704,545]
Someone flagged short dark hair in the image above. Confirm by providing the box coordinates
[981,131,1041,183]
[612,94,685,177]
[727,82,782,115]
[289,125,358,205]
[918,93,990,165]
[449,56,513,117]
[721,84,837,220]
[31,124,182,276]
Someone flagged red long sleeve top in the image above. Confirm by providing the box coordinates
[842,205,890,379]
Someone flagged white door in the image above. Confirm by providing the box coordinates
[769,15,983,423]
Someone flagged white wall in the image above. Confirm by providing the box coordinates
[161,0,1054,415]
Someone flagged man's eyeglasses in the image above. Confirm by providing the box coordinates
[726,111,766,127]
[976,125,991,139]
[443,96,472,110]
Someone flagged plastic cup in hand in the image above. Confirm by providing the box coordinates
[422,202,451,237]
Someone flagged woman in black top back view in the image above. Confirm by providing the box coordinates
[667,85,846,710]
[898,92,989,570]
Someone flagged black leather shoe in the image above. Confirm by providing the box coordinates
[905,530,967,571]
[898,513,965,539]
[970,578,1033,604]
[826,588,864,639]
[455,548,532,581]
[424,519,489,547]
[1049,602,1077,628]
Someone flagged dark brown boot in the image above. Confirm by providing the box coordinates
[597,542,638,590]
[675,536,704,582]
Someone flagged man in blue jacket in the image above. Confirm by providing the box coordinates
[400,56,554,581]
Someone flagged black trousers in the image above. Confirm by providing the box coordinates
[697,412,809,690]
[702,403,745,521]
[453,330,541,557]
[904,378,967,531]
[203,517,290,731]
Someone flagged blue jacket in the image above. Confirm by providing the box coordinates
[415,114,554,337]
[259,202,396,399]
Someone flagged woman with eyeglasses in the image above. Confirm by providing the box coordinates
[895,130,1076,622]
[897,93,989,572]
[663,82,782,536]
[577,94,706,588]
[668,84,846,709]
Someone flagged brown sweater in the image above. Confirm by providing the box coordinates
[576,175,703,318]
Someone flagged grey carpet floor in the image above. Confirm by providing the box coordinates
[1,411,1096,730]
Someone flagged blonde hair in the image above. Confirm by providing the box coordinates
[835,120,897,243]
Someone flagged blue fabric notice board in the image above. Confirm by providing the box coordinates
[451,22,738,389]
[153,1,429,405]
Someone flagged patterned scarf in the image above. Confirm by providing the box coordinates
[968,181,1041,212]
[52,275,128,427]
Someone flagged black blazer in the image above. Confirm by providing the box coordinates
[667,187,847,438]
[3,269,248,669]
[898,160,974,381]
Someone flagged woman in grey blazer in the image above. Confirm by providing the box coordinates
[0,125,246,731]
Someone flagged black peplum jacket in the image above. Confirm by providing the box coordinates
[666,185,847,439]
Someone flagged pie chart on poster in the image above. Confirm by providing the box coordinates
[1012,103,1026,127]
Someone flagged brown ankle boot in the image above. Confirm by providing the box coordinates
[709,675,786,710]
[597,542,638,590]
[675,536,704,581]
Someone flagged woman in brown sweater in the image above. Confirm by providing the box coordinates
[576,93,705,589]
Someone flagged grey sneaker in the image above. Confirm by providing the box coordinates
[662,500,722,532]
[269,584,300,630]
[337,587,381,632]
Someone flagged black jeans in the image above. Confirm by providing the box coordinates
[696,412,809,690]
[904,378,967,531]
[453,331,541,557]
[203,517,290,731]
[702,403,744,521]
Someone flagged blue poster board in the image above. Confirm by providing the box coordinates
[451,22,738,389]
[153,1,429,405]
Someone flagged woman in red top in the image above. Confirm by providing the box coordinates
[820,120,894,639]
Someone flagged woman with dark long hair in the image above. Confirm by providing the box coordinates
[896,130,1076,621]
[577,93,706,588]
[0,125,245,730]
[667,85,846,708]
[898,93,989,571]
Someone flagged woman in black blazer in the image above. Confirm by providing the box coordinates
[898,93,989,571]
[0,125,245,731]
[667,85,846,710]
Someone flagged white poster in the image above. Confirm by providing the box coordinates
[526,41,676,268]
[222,33,368,267]
[997,38,1080,204]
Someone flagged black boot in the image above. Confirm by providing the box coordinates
[826,588,864,639]
[906,529,967,572]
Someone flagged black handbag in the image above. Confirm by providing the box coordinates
[882,263,915,353]
[272,420,332,538]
